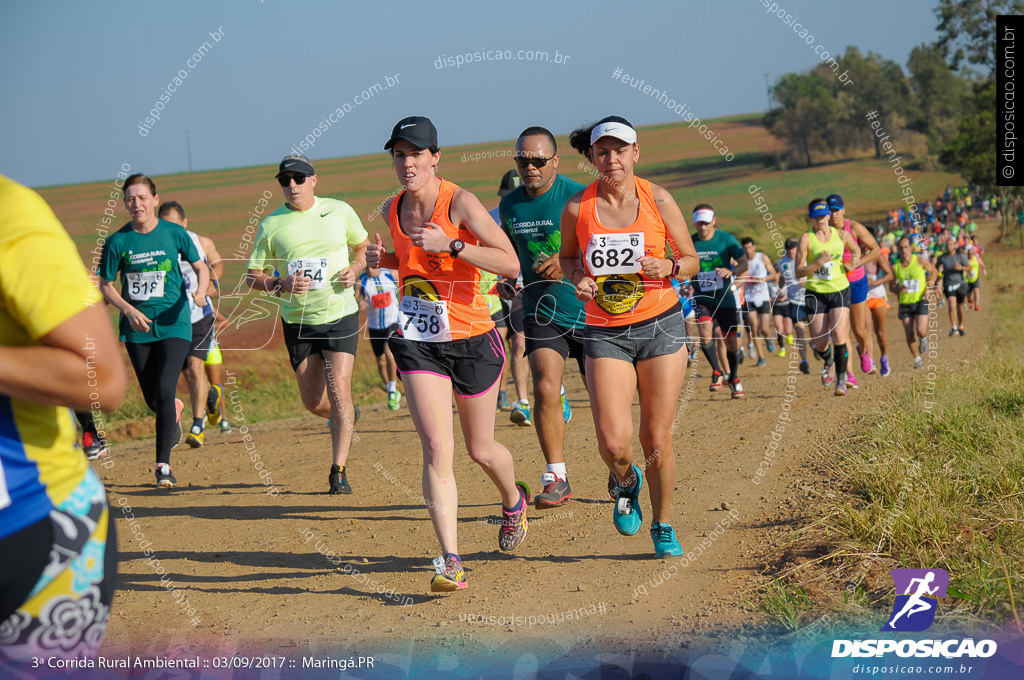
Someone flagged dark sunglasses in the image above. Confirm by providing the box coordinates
[514,155,554,169]
[277,174,309,187]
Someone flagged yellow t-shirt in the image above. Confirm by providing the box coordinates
[0,174,96,538]
[248,196,369,325]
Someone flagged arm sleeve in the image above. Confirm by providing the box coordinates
[248,221,270,271]
[99,234,119,283]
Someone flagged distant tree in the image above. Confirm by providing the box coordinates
[907,43,973,153]
[832,47,915,157]
[934,0,1024,73]
[767,73,836,166]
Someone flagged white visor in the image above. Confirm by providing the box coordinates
[590,122,637,146]
[692,209,715,224]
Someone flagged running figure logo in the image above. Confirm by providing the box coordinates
[881,568,949,632]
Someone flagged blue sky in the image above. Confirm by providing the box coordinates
[0,0,942,187]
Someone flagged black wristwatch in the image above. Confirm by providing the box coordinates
[449,239,466,258]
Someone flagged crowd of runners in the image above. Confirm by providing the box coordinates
[0,118,994,665]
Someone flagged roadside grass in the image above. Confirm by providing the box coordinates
[756,254,1024,634]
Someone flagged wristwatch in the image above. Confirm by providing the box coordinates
[449,239,466,258]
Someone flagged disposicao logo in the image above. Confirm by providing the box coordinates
[831,568,998,659]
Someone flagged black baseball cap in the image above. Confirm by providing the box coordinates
[826,193,844,210]
[384,116,438,151]
[276,154,315,178]
[498,169,521,197]
[785,237,798,250]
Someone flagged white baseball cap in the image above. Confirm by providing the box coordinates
[590,121,637,146]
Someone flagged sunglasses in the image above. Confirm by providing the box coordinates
[277,174,309,187]
[514,155,554,169]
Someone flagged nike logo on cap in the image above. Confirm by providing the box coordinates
[400,123,416,129]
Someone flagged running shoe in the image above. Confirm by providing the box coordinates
[560,385,572,423]
[497,390,512,411]
[860,352,873,374]
[709,371,725,392]
[918,337,929,355]
[799,359,810,375]
[747,342,756,356]
[206,385,223,429]
[949,328,957,337]
[430,555,467,592]
[354,405,361,424]
[510,401,532,427]
[846,372,859,389]
[328,464,352,494]
[219,418,232,434]
[729,378,745,399]
[186,424,205,448]
[834,379,848,397]
[613,465,644,536]
[821,366,835,386]
[766,339,775,353]
[171,398,184,449]
[498,484,529,552]
[755,357,766,367]
[650,521,684,558]
[958,327,965,336]
[155,463,177,488]
[82,432,109,461]
[779,346,787,358]
[387,389,401,411]
[535,472,572,509]
[786,334,794,346]
[879,355,891,377]
[914,356,925,369]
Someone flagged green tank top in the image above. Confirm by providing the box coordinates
[804,227,850,294]
[478,271,503,316]
[966,255,980,283]
[893,256,927,304]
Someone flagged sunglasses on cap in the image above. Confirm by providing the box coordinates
[514,155,554,169]
[277,174,309,187]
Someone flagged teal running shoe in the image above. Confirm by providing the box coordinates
[612,465,643,536]
[560,384,571,423]
[497,390,512,411]
[650,521,684,558]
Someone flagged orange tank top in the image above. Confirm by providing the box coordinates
[388,178,494,340]
[575,177,678,327]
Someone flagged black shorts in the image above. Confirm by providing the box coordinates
[367,324,398,357]
[388,327,505,398]
[507,296,524,334]
[187,314,215,361]
[491,309,507,329]
[745,300,771,316]
[773,301,790,318]
[281,312,359,370]
[788,304,808,323]
[966,281,978,294]
[943,281,967,302]
[694,301,742,337]
[522,315,586,378]
[804,288,852,315]
[898,299,930,320]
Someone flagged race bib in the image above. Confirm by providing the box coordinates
[399,297,451,342]
[696,270,723,292]
[126,271,166,301]
[288,258,329,290]
[370,291,393,309]
[586,233,643,276]
[812,261,835,281]
[902,279,921,293]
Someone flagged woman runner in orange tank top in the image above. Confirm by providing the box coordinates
[366,117,528,593]
[559,116,700,559]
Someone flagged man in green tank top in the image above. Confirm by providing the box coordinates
[890,236,939,370]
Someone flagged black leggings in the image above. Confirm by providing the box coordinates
[125,338,190,465]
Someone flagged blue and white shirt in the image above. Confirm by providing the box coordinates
[358,270,399,330]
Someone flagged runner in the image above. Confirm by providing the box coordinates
[0,174,126,669]
[863,256,894,377]
[688,204,748,397]
[203,332,231,433]
[936,238,969,336]
[559,116,701,558]
[76,410,110,461]
[366,116,528,591]
[891,235,939,369]
[796,198,861,396]
[246,154,369,494]
[778,238,810,374]
[827,194,881,384]
[157,200,225,446]
[740,237,777,366]
[965,242,987,311]
[98,174,210,487]
[357,265,401,410]
[498,125,587,508]
[768,263,792,359]
[489,171,531,425]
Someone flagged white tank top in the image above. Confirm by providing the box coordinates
[179,231,213,323]
[744,252,770,305]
